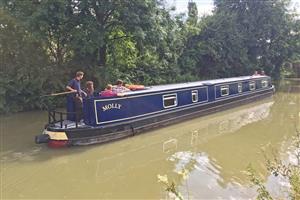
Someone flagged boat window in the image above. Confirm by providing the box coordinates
[238,83,242,93]
[221,86,229,96]
[261,80,268,88]
[191,90,198,102]
[249,81,255,91]
[163,94,177,108]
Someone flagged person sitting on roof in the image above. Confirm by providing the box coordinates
[100,84,125,97]
[112,79,130,93]
[252,70,259,76]
[260,70,266,75]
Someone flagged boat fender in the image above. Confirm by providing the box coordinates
[125,84,145,91]
[130,125,135,136]
[35,134,50,144]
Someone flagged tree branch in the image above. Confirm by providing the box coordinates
[108,35,133,41]
[103,8,115,24]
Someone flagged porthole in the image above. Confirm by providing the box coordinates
[221,86,229,96]
[163,94,177,108]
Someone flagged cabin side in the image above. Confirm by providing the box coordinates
[83,76,272,127]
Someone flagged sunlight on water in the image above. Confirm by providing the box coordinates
[1,80,299,199]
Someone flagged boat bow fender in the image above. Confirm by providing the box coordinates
[35,134,50,144]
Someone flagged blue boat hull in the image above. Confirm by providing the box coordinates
[35,76,275,147]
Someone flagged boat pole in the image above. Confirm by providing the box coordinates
[40,90,77,97]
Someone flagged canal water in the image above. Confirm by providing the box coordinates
[1,80,299,199]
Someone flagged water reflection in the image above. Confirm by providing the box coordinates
[168,151,256,199]
[1,80,299,199]
[163,139,178,153]
[187,101,273,146]
[91,98,276,199]
[160,100,274,199]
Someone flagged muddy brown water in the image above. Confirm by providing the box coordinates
[1,80,299,199]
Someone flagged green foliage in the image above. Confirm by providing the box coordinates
[290,169,300,200]
[68,0,159,67]
[0,9,62,113]
[264,129,300,200]
[178,0,299,80]
[246,165,273,200]
[3,0,75,66]
[1,0,299,113]
[187,2,198,26]
[106,30,138,83]
[157,174,184,200]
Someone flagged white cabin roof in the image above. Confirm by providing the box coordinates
[124,75,268,95]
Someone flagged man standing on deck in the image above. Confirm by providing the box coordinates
[66,71,87,121]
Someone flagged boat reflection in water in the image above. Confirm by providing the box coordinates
[164,101,274,199]
[95,99,274,199]
[190,100,273,145]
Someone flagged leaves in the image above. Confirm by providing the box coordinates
[0,0,299,113]
[246,165,274,200]
[248,128,300,199]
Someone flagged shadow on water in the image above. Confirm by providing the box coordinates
[1,80,299,199]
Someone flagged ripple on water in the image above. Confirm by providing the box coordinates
[1,146,43,163]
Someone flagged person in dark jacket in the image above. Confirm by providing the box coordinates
[66,71,87,121]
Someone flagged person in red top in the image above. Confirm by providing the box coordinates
[100,84,125,97]
[112,79,130,93]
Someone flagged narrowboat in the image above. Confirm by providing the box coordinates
[35,75,275,147]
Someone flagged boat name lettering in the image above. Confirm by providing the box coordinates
[102,103,122,111]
